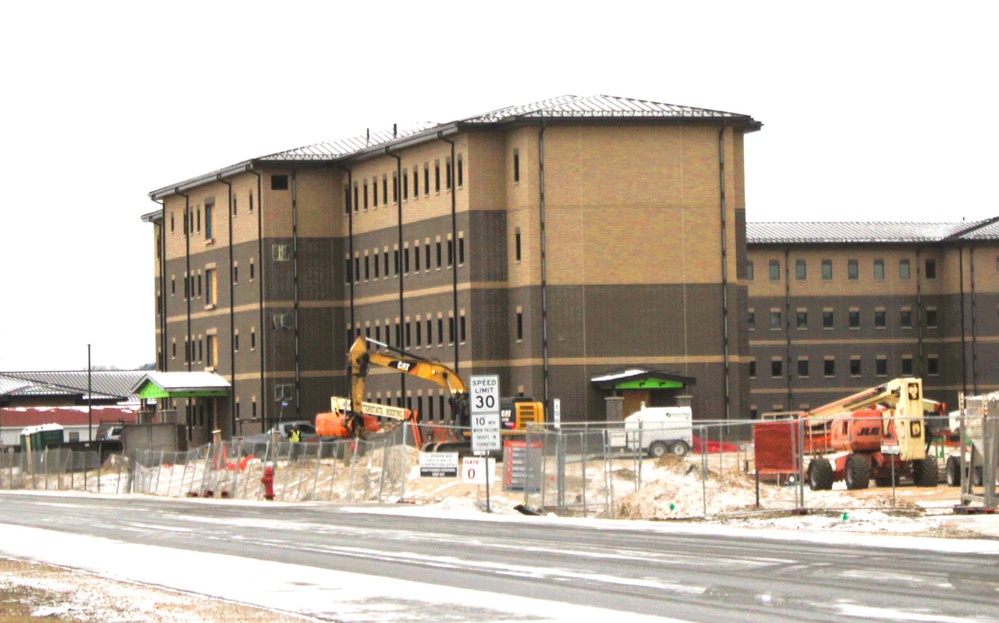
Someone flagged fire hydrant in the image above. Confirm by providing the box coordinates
[261,463,275,501]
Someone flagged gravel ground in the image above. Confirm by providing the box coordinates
[0,558,313,623]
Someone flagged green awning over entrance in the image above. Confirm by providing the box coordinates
[131,372,231,399]
[590,369,696,391]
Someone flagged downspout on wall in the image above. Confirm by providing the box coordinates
[959,245,968,401]
[291,169,302,420]
[538,120,551,409]
[176,189,192,373]
[334,164,355,364]
[152,198,167,372]
[438,132,460,374]
[916,247,924,376]
[718,126,732,421]
[385,148,406,404]
[217,175,236,437]
[784,247,792,410]
[248,169,266,430]
[970,246,979,393]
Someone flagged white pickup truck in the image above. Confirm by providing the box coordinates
[608,406,693,457]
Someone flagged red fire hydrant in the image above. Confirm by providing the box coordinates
[261,463,275,501]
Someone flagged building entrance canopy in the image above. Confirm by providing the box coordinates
[130,372,230,399]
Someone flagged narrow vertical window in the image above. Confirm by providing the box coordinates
[414,241,421,271]
[460,313,466,343]
[795,259,806,280]
[821,259,832,280]
[436,241,442,268]
[373,180,378,207]
[458,235,465,265]
[515,228,522,262]
[874,259,884,280]
[445,157,452,190]
[769,260,780,281]
[434,160,440,193]
[900,259,911,280]
[848,259,859,280]
[516,311,523,341]
[344,184,351,215]
[447,238,454,267]
[513,149,520,183]
[363,180,369,209]
[403,170,409,200]
[249,191,254,212]
[925,259,937,279]
[457,155,463,188]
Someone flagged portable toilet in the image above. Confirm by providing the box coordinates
[19,424,64,453]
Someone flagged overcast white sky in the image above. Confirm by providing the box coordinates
[0,1,995,371]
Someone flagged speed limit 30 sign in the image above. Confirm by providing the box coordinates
[470,375,501,453]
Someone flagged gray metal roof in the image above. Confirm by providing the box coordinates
[464,94,756,124]
[1,371,146,402]
[748,220,999,245]
[149,95,760,200]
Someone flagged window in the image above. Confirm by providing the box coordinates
[232,197,237,216]
[206,335,217,369]
[363,180,369,209]
[874,310,886,328]
[383,175,388,204]
[272,244,289,262]
[436,241,442,268]
[770,310,781,330]
[516,311,523,341]
[249,191,254,212]
[204,204,213,239]
[448,316,455,344]
[515,229,522,262]
[170,212,175,232]
[873,259,884,280]
[354,256,360,283]
[271,175,288,190]
[206,268,217,307]
[796,310,808,329]
[403,171,409,200]
[274,384,293,403]
[171,276,176,295]
[460,314,466,343]
[447,238,454,267]
[437,318,444,345]
[413,242,419,272]
[849,309,860,329]
[925,259,937,279]
[434,160,440,193]
[250,259,255,280]
[821,259,832,280]
[234,264,238,284]
[900,259,910,280]
[385,250,390,276]
[423,243,430,271]
[747,309,755,330]
[902,356,913,375]
[364,255,370,281]
[394,249,400,275]
[426,319,432,346]
[824,358,835,377]
[405,321,411,348]
[749,360,756,378]
[926,308,937,328]
[413,166,419,198]
[746,261,754,281]
[234,331,239,352]
[458,236,465,265]
[373,179,378,207]
[769,260,780,281]
[771,359,783,378]
[513,149,520,183]
[927,355,939,376]
[900,308,912,327]
[823,309,834,329]
[876,357,887,377]
[850,357,861,377]
[272,312,293,330]
[374,251,380,278]
[445,157,452,190]
[795,259,806,280]
[344,184,350,214]
[797,358,809,378]
[392,173,398,202]
[848,259,859,280]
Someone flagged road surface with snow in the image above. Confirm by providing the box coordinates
[1,491,998,622]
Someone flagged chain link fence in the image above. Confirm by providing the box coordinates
[1,418,973,518]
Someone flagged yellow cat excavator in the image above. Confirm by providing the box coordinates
[316,337,470,446]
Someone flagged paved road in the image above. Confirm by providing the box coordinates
[1,492,997,622]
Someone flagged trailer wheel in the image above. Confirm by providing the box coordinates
[845,454,871,490]
[808,458,834,491]
[648,442,668,459]
[670,441,690,457]
[913,456,939,487]
[945,456,961,487]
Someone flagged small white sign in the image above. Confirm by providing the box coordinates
[471,411,501,453]
[419,452,459,478]
[553,398,561,430]
[470,375,500,414]
[881,440,900,455]
[461,457,496,484]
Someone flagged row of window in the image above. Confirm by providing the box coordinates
[166,328,258,365]
[347,308,527,349]
[167,176,288,238]
[751,354,938,379]
[750,306,936,330]
[750,257,935,282]
[345,155,464,213]
[347,236,465,283]
[168,262,255,304]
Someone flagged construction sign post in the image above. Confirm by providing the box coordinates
[469,374,500,513]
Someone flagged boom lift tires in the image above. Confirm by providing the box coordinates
[808,458,834,490]
[912,456,939,487]
[945,455,961,486]
[844,454,871,490]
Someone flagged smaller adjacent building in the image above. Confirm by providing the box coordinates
[746,219,999,416]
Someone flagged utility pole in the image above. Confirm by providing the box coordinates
[87,344,93,442]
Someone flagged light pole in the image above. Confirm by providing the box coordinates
[87,344,93,442]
